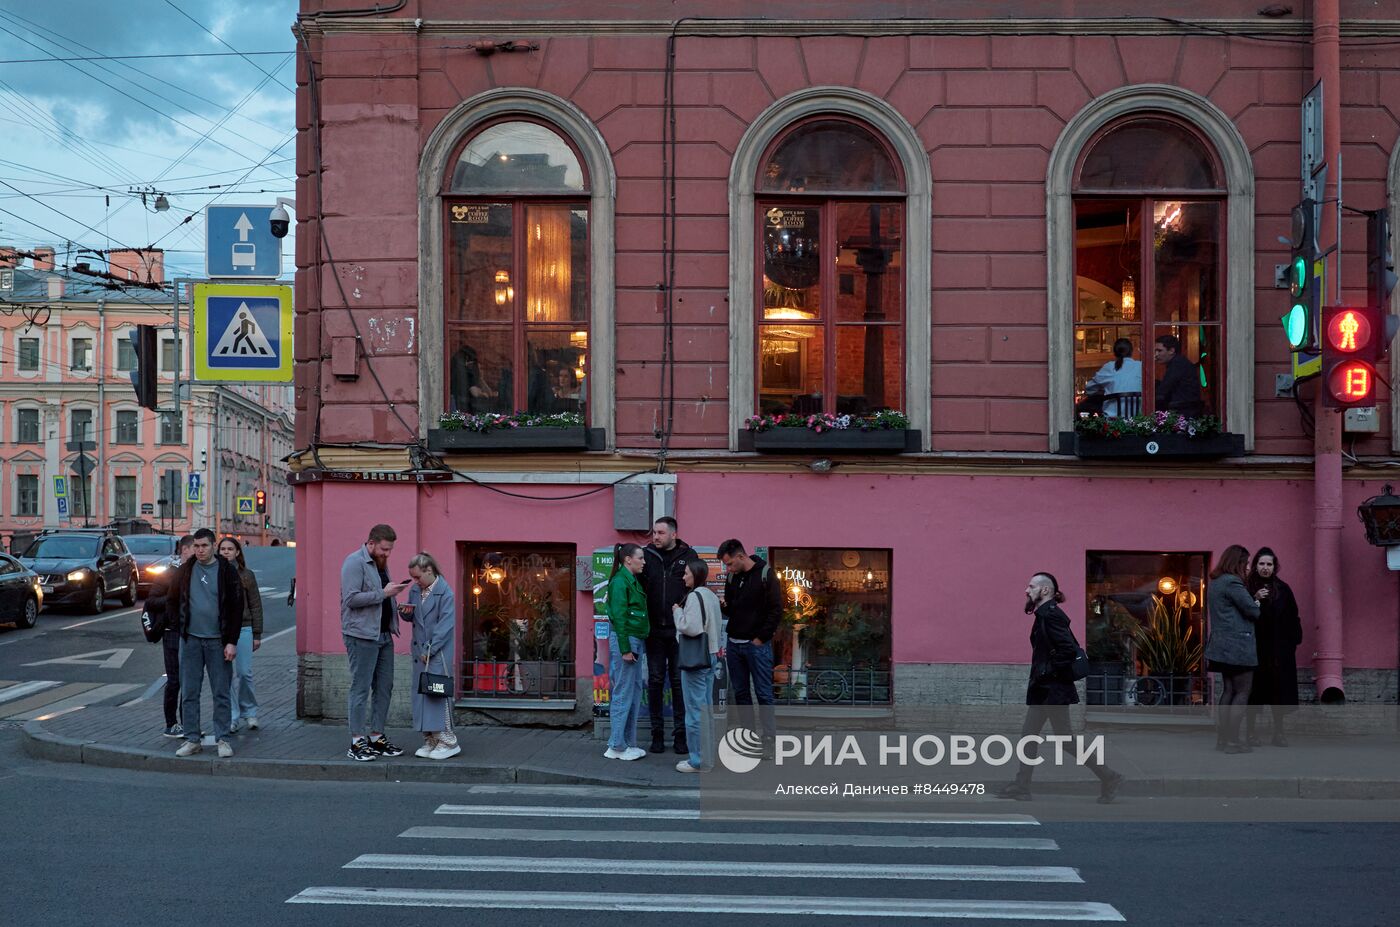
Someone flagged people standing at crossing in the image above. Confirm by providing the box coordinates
[604,543,649,761]
[340,524,412,762]
[1204,545,1263,753]
[1246,547,1302,747]
[170,529,245,758]
[218,536,264,732]
[641,516,701,756]
[401,552,460,760]
[145,534,195,738]
[673,559,722,773]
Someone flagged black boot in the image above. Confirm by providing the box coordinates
[674,733,689,756]
[649,732,665,754]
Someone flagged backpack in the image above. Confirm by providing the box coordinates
[140,606,166,644]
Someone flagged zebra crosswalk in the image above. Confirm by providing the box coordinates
[0,678,143,721]
[286,786,1126,922]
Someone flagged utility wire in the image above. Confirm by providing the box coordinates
[161,0,296,93]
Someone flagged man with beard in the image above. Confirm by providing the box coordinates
[341,524,412,762]
[641,516,701,755]
[996,572,1124,804]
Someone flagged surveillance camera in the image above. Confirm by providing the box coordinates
[269,204,290,239]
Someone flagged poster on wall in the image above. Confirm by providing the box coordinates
[590,545,754,718]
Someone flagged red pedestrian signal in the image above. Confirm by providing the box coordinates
[1321,306,1383,408]
[255,489,267,514]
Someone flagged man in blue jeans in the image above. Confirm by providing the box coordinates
[718,539,782,742]
[168,529,244,758]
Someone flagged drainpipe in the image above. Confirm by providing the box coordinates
[1312,0,1346,702]
[97,297,106,526]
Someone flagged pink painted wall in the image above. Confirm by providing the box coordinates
[295,474,1399,672]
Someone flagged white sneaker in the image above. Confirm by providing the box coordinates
[175,740,202,757]
[675,759,700,773]
[428,742,461,760]
[216,740,233,758]
[247,717,260,731]
[603,747,626,759]
[619,747,647,761]
[415,739,437,758]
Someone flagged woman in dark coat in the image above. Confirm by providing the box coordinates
[1246,547,1302,746]
[1204,545,1262,754]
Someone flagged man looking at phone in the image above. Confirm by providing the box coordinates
[341,523,412,762]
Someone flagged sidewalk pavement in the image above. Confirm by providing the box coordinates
[20,654,1400,798]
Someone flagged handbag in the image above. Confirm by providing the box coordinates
[677,591,713,671]
[418,652,454,699]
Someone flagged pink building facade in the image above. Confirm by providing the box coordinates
[291,2,1400,726]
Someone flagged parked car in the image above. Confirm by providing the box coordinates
[17,530,138,614]
[121,534,180,597]
[0,552,42,629]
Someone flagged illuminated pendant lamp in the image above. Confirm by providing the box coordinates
[1120,276,1136,320]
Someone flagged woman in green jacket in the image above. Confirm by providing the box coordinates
[605,543,649,760]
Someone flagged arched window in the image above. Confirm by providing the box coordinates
[1072,116,1226,420]
[442,119,591,420]
[755,118,906,418]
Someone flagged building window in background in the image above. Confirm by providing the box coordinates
[17,408,39,444]
[16,475,38,516]
[114,476,136,518]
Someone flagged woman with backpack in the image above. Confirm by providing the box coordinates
[218,536,263,732]
[672,559,722,773]
[604,543,649,761]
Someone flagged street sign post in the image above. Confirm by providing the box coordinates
[192,283,293,382]
[187,473,204,505]
[141,502,154,516]
[236,496,256,516]
[206,204,282,279]
[53,476,68,520]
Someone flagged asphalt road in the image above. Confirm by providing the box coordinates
[0,547,294,721]
[1,734,1397,927]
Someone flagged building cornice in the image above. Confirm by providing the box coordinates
[283,444,1390,482]
[296,17,1398,38]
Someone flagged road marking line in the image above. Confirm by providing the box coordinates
[122,675,171,705]
[1,682,104,719]
[0,679,62,704]
[261,625,295,643]
[461,784,700,801]
[287,888,1123,920]
[433,804,1038,826]
[400,826,1058,851]
[346,855,1083,883]
[61,606,142,630]
[8,682,141,721]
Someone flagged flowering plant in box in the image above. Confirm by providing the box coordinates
[437,411,583,433]
[744,410,910,434]
[1074,411,1223,439]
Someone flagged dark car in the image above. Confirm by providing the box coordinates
[0,552,43,629]
[18,530,139,614]
[121,535,180,597]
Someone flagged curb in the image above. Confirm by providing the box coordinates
[20,720,692,789]
[22,721,1400,798]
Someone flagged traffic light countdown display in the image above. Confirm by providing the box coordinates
[1321,306,1384,408]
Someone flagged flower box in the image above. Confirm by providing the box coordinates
[427,427,603,453]
[740,428,919,453]
[1057,431,1245,459]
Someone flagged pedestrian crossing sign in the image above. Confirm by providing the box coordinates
[236,496,256,515]
[193,283,293,383]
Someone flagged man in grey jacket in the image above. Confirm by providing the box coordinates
[341,523,412,762]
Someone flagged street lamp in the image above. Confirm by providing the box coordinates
[1357,484,1400,547]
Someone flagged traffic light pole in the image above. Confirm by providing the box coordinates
[1312,0,1346,703]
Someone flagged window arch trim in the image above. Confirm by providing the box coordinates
[443,116,591,196]
[729,87,931,451]
[1046,84,1255,451]
[1073,114,1226,195]
[419,89,616,444]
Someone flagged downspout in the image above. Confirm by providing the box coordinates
[1312,0,1346,702]
[97,297,106,526]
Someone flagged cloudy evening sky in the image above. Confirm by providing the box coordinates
[0,0,298,280]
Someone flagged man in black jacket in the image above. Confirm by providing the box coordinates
[718,538,782,741]
[144,534,195,738]
[1152,334,1204,415]
[997,572,1123,803]
[168,529,245,758]
[641,517,701,754]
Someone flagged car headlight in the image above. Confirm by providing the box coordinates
[146,563,168,575]
[66,569,90,582]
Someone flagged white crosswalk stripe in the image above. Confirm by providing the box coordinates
[286,794,1126,921]
[0,678,143,720]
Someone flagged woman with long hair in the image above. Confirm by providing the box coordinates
[1246,547,1301,746]
[1083,338,1143,417]
[672,558,722,773]
[402,552,459,759]
[1204,545,1263,753]
[604,543,649,761]
[217,536,263,732]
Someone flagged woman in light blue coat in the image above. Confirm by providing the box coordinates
[402,552,459,760]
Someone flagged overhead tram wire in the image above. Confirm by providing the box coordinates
[0,79,139,184]
[162,0,296,93]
